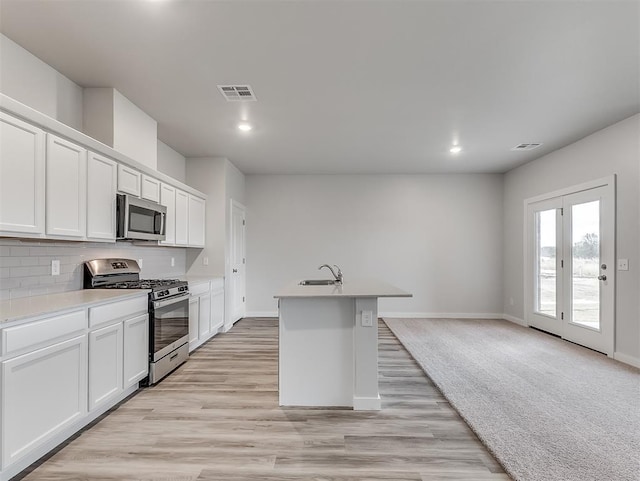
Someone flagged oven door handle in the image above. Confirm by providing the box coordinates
[152,292,190,309]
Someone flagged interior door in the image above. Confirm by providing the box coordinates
[526,181,615,356]
[228,200,246,324]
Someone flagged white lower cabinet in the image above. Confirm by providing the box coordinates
[211,281,224,331]
[0,293,149,480]
[123,314,149,387]
[188,297,199,347]
[198,293,211,338]
[88,322,123,411]
[188,279,224,352]
[1,335,87,469]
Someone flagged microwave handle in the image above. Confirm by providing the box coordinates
[160,211,166,237]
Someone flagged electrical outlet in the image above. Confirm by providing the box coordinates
[203,257,209,266]
[171,257,175,267]
[137,258,143,269]
[361,310,373,327]
[51,260,60,276]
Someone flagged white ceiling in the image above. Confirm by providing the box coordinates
[1,0,638,174]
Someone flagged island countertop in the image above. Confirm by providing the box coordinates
[274,279,412,299]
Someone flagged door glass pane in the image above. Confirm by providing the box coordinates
[571,200,600,329]
[535,209,557,317]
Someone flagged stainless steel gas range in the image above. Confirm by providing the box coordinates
[84,258,189,385]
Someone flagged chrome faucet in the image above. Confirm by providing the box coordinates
[319,264,343,284]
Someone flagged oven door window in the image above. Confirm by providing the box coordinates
[152,298,189,359]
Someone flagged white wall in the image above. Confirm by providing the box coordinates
[246,174,504,317]
[503,114,640,361]
[112,89,157,170]
[83,88,158,170]
[0,34,83,130]
[185,157,226,276]
[184,157,245,275]
[157,140,186,183]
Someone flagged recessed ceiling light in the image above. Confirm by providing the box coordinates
[238,122,253,132]
[450,145,462,154]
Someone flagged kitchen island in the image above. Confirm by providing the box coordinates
[274,279,411,410]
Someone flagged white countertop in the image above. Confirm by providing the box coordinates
[181,275,224,283]
[0,289,150,325]
[274,279,412,299]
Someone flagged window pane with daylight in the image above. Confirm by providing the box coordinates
[571,201,600,330]
[535,209,556,317]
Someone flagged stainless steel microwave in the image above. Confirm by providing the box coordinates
[116,194,166,241]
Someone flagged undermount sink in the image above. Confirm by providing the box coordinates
[299,279,337,286]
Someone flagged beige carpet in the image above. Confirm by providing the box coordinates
[383,318,640,481]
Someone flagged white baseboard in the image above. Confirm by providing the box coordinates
[352,395,381,411]
[380,312,505,320]
[502,314,528,326]
[613,351,640,368]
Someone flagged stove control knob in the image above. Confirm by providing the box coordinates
[163,290,170,297]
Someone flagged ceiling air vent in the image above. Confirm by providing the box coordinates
[217,85,257,102]
[511,143,542,151]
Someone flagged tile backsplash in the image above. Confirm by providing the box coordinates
[0,238,187,300]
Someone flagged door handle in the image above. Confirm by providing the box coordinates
[232,269,238,273]
[598,275,607,281]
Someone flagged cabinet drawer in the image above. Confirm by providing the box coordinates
[2,310,86,356]
[89,296,147,328]
[190,281,210,296]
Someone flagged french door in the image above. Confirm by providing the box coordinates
[526,179,615,356]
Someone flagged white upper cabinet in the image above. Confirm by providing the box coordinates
[46,134,87,239]
[0,112,45,236]
[175,189,189,246]
[141,175,160,203]
[188,195,206,247]
[0,109,206,245]
[159,183,176,245]
[117,164,141,196]
[87,152,117,241]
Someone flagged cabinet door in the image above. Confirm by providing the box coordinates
[0,112,45,236]
[117,164,141,196]
[88,323,123,411]
[123,314,149,387]
[188,195,206,247]
[198,293,211,338]
[159,183,176,245]
[175,189,189,246]
[2,335,87,468]
[87,152,117,241]
[188,297,199,349]
[211,289,225,331]
[46,134,87,238]
[141,175,160,203]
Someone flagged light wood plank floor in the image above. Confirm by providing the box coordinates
[19,319,510,481]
